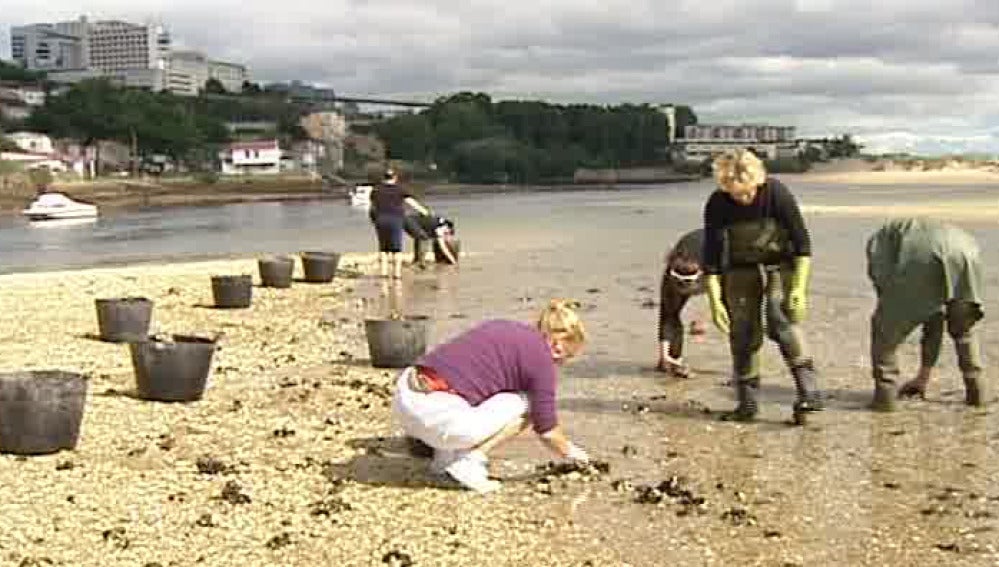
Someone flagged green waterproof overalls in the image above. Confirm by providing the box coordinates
[867,219,985,408]
[721,218,820,421]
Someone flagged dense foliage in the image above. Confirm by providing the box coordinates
[375,92,698,183]
[25,79,308,168]
[0,60,47,83]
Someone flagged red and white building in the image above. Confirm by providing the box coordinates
[220,139,281,175]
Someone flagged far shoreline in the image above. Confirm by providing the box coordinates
[1,174,703,217]
[6,163,999,219]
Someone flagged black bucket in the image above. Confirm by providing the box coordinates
[0,371,88,455]
[95,297,153,342]
[258,255,294,288]
[211,275,252,308]
[301,251,341,283]
[130,334,217,402]
[364,316,429,368]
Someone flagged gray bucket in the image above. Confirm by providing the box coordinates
[364,316,429,368]
[95,297,153,342]
[301,251,341,283]
[211,275,252,308]
[130,334,217,402]
[258,255,294,288]
[0,370,88,455]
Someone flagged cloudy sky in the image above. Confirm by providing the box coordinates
[3,1,999,155]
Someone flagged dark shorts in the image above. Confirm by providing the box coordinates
[373,214,404,253]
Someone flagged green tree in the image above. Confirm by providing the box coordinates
[28,79,230,171]
[373,113,432,161]
[0,59,46,82]
[204,78,227,95]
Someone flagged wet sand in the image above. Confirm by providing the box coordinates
[0,181,996,565]
[789,167,999,186]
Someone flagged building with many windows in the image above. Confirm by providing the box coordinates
[677,123,799,162]
[10,15,248,96]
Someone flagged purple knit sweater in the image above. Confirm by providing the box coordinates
[416,320,559,434]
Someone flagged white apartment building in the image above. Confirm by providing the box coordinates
[12,16,169,73]
[11,25,85,71]
[10,16,247,96]
[208,60,248,92]
[166,50,208,96]
[678,124,798,161]
[86,19,170,74]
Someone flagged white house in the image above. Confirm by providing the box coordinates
[0,83,46,106]
[8,131,55,154]
[0,151,69,172]
[220,139,281,175]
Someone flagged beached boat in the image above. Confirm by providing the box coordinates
[348,184,373,209]
[22,192,99,222]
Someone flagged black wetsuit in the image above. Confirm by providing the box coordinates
[657,228,705,359]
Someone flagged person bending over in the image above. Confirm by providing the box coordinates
[404,212,459,268]
[393,299,591,493]
[866,217,986,411]
[656,228,706,378]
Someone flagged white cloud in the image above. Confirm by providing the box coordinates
[3,0,999,154]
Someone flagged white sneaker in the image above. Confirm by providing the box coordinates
[429,448,459,475]
[444,450,501,494]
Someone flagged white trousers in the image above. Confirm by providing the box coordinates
[392,367,528,450]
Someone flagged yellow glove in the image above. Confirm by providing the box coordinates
[705,274,730,335]
[786,256,811,323]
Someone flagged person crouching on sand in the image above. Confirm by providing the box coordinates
[393,299,591,493]
[656,228,706,378]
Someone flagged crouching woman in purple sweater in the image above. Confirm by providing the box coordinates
[393,299,590,493]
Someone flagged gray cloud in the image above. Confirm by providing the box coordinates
[4,0,999,153]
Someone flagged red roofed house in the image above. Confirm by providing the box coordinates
[220,139,281,175]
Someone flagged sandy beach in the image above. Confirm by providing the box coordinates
[0,178,996,566]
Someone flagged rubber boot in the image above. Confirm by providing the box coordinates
[791,361,824,425]
[869,384,896,412]
[963,372,984,407]
[414,238,428,270]
[721,376,759,422]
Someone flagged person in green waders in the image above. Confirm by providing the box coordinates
[702,149,823,424]
[866,217,985,411]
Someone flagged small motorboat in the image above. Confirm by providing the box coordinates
[22,192,99,222]
[348,184,373,209]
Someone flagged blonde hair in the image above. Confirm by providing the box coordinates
[537,298,587,348]
[712,149,767,192]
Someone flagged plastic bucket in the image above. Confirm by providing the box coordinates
[0,370,88,455]
[130,334,217,402]
[364,316,429,368]
[95,297,153,342]
[301,252,341,283]
[211,275,252,308]
[258,256,294,288]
